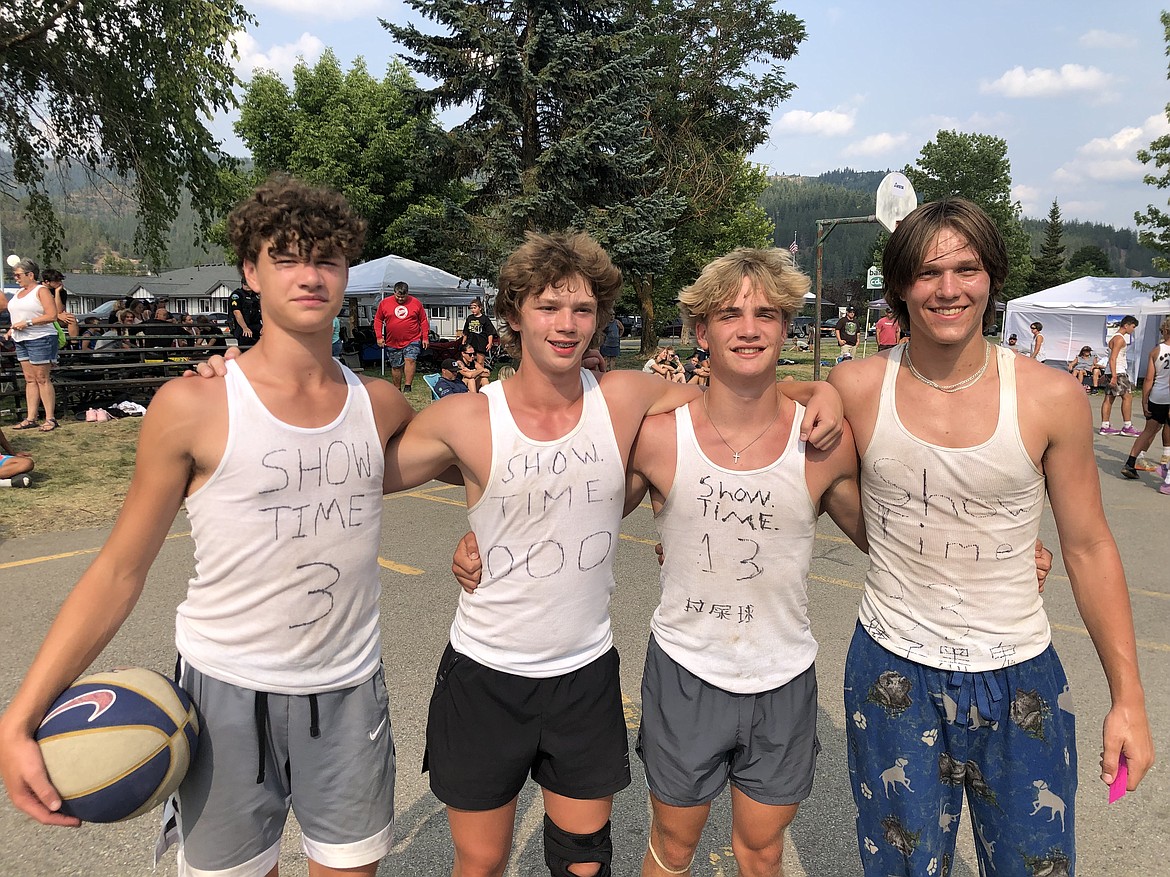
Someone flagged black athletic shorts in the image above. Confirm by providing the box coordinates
[1149,400,1169,425]
[423,643,631,811]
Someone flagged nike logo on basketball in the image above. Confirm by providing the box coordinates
[368,715,388,740]
[40,689,117,727]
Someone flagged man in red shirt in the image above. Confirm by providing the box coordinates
[874,307,902,350]
[373,281,430,391]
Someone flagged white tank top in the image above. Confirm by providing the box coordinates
[176,360,385,694]
[651,403,818,693]
[456,370,625,677]
[7,285,57,341]
[1151,343,1170,405]
[858,345,1050,672]
[1109,330,1130,377]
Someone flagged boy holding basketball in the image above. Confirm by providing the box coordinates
[0,176,412,877]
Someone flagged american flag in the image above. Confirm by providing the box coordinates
[788,238,799,255]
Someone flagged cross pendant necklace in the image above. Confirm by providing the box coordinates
[702,390,781,466]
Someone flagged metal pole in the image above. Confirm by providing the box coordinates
[811,215,878,381]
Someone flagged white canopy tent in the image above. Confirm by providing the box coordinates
[345,253,486,307]
[1003,276,1170,378]
[344,253,491,373]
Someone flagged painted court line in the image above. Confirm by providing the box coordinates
[0,532,191,570]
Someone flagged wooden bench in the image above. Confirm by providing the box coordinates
[1,329,219,417]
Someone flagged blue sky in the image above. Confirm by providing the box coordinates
[213,1,1170,230]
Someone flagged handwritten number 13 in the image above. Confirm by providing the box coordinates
[699,534,763,581]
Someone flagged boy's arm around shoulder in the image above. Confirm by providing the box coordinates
[0,379,205,825]
[383,391,485,494]
[361,375,415,453]
[811,419,867,552]
[625,410,678,516]
[775,377,842,448]
[1034,367,1153,790]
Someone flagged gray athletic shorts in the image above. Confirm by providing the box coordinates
[636,635,820,807]
[174,662,395,877]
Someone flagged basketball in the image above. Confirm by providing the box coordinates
[35,667,200,823]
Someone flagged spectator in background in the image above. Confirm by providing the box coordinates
[455,343,490,392]
[835,305,860,359]
[874,307,901,350]
[1120,315,1170,484]
[78,317,104,350]
[1003,332,1020,353]
[137,305,178,355]
[496,364,517,381]
[1068,345,1102,393]
[4,259,60,431]
[1027,321,1045,359]
[0,426,34,487]
[435,358,470,398]
[600,316,622,371]
[331,315,343,358]
[229,280,262,350]
[41,269,78,344]
[1100,315,1140,436]
[460,297,497,369]
[373,280,429,392]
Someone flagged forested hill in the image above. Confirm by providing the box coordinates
[1,153,1165,283]
[760,169,1166,304]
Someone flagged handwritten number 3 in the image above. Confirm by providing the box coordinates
[736,538,762,581]
[289,561,340,629]
[699,534,762,580]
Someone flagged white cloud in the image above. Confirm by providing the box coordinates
[980,64,1113,98]
[774,109,855,136]
[1015,184,1043,217]
[249,0,389,20]
[233,31,325,78]
[1055,114,1170,183]
[1078,29,1137,50]
[843,132,909,157]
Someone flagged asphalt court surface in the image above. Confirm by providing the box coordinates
[0,436,1166,875]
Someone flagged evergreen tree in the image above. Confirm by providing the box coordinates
[1134,10,1170,300]
[1028,199,1067,292]
[385,0,681,281]
[1067,245,1113,278]
[904,130,1032,299]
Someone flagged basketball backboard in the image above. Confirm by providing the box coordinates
[875,172,917,233]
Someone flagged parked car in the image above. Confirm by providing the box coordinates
[79,300,121,323]
[658,318,683,337]
[617,313,642,335]
[820,318,840,338]
[417,331,465,368]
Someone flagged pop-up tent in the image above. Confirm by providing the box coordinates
[345,253,483,306]
[1003,276,1170,378]
[344,253,491,342]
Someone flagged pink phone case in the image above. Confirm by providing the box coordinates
[1108,753,1129,803]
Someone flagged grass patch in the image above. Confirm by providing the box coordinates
[2,347,850,539]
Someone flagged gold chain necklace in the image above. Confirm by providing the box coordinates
[701,390,782,465]
[904,342,991,393]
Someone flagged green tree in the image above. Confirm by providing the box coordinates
[904,130,1032,299]
[1067,245,1113,278]
[228,51,469,269]
[622,0,805,352]
[386,0,681,283]
[1134,10,1170,299]
[1028,198,1067,292]
[0,0,252,269]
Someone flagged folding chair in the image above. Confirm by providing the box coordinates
[423,372,441,400]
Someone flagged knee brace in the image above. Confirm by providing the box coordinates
[543,814,613,877]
